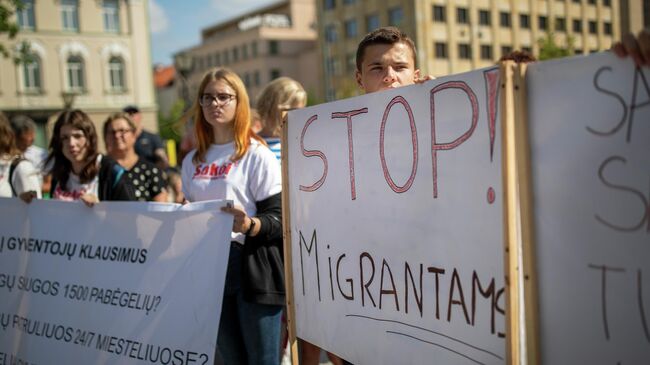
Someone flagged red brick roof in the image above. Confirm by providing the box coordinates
[154,65,176,88]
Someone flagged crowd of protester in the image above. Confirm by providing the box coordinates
[0,26,648,365]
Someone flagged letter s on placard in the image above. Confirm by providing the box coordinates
[299,115,329,192]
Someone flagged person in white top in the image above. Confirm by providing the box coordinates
[180,68,284,365]
[45,110,134,206]
[9,114,48,194]
[0,113,40,202]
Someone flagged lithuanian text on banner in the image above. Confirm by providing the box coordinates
[0,198,232,364]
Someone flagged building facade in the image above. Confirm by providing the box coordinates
[174,0,320,106]
[620,0,650,35]
[318,0,621,100]
[0,0,156,149]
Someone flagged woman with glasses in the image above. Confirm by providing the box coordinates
[46,109,134,205]
[103,113,168,202]
[180,68,283,365]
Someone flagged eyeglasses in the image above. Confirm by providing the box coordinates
[199,93,236,107]
[108,128,133,137]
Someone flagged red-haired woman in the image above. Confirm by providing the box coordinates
[45,109,134,205]
[180,68,283,365]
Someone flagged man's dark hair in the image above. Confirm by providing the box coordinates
[355,26,417,72]
[122,105,140,114]
[9,115,37,136]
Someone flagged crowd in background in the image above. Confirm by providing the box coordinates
[1,24,648,365]
[0,67,328,365]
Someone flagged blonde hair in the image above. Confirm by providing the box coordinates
[256,77,307,137]
[191,68,264,164]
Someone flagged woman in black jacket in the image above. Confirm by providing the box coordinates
[46,109,134,204]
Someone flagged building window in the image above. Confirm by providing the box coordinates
[479,10,490,26]
[366,14,379,32]
[103,0,120,33]
[254,70,260,86]
[522,46,532,54]
[603,0,611,5]
[23,54,41,91]
[588,0,596,4]
[343,0,356,4]
[555,17,566,32]
[270,69,281,81]
[325,24,337,43]
[268,40,279,55]
[325,56,341,76]
[232,47,239,62]
[500,12,511,27]
[388,6,403,26]
[242,44,248,60]
[61,0,79,32]
[345,19,357,38]
[588,20,597,34]
[480,45,493,60]
[604,22,612,35]
[244,73,250,88]
[251,41,258,57]
[215,52,221,66]
[539,16,548,30]
[108,56,125,92]
[458,44,471,59]
[66,55,85,92]
[501,45,513,57]
[457,8,468,24]
[223,51,229,65]
[324,0,335,10]
[573,19,582,32]
[17,0,35,30]
[346,53,355,72]
[572,0,581,3]
[434,42,448,59]
[433,5,446,22]
[520,14,530,29]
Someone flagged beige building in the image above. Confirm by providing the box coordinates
[319,0,621,100]
[174,0,321,106]
[0,0,156,148]
[620,0,649,35]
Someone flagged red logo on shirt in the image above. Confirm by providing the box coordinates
[53,185,86,200]
[193,162,234,180]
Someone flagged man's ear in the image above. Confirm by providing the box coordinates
[355,70,364,89]
[414,68,421,82]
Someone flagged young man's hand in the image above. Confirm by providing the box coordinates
[612,29,650,67]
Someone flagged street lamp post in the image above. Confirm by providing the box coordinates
[61,91,77,110]
[174,52,193,109]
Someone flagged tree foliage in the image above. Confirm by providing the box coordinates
[157,99,186,143]
[0,0,32,64]
[538,30,575,61]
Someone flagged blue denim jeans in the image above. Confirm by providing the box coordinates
[217,243,283,365]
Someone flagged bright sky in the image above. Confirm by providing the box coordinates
[149,0,276,66]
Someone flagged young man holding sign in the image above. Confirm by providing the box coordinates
[355,26,650,95]
[354,27,433,94]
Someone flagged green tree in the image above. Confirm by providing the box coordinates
[0,0,31,64]
[538,30,575,61]
[157,99,186,143]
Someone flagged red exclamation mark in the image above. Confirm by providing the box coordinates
[484,68,500,205]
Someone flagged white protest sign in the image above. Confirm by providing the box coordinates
[286,67,506,364]
[0,198,232,365]
[527,53,650,363]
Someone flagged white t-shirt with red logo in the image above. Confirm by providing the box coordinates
[181,139,281,244]
[52,156,101,201]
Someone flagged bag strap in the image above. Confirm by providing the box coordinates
[9,157,25,197]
